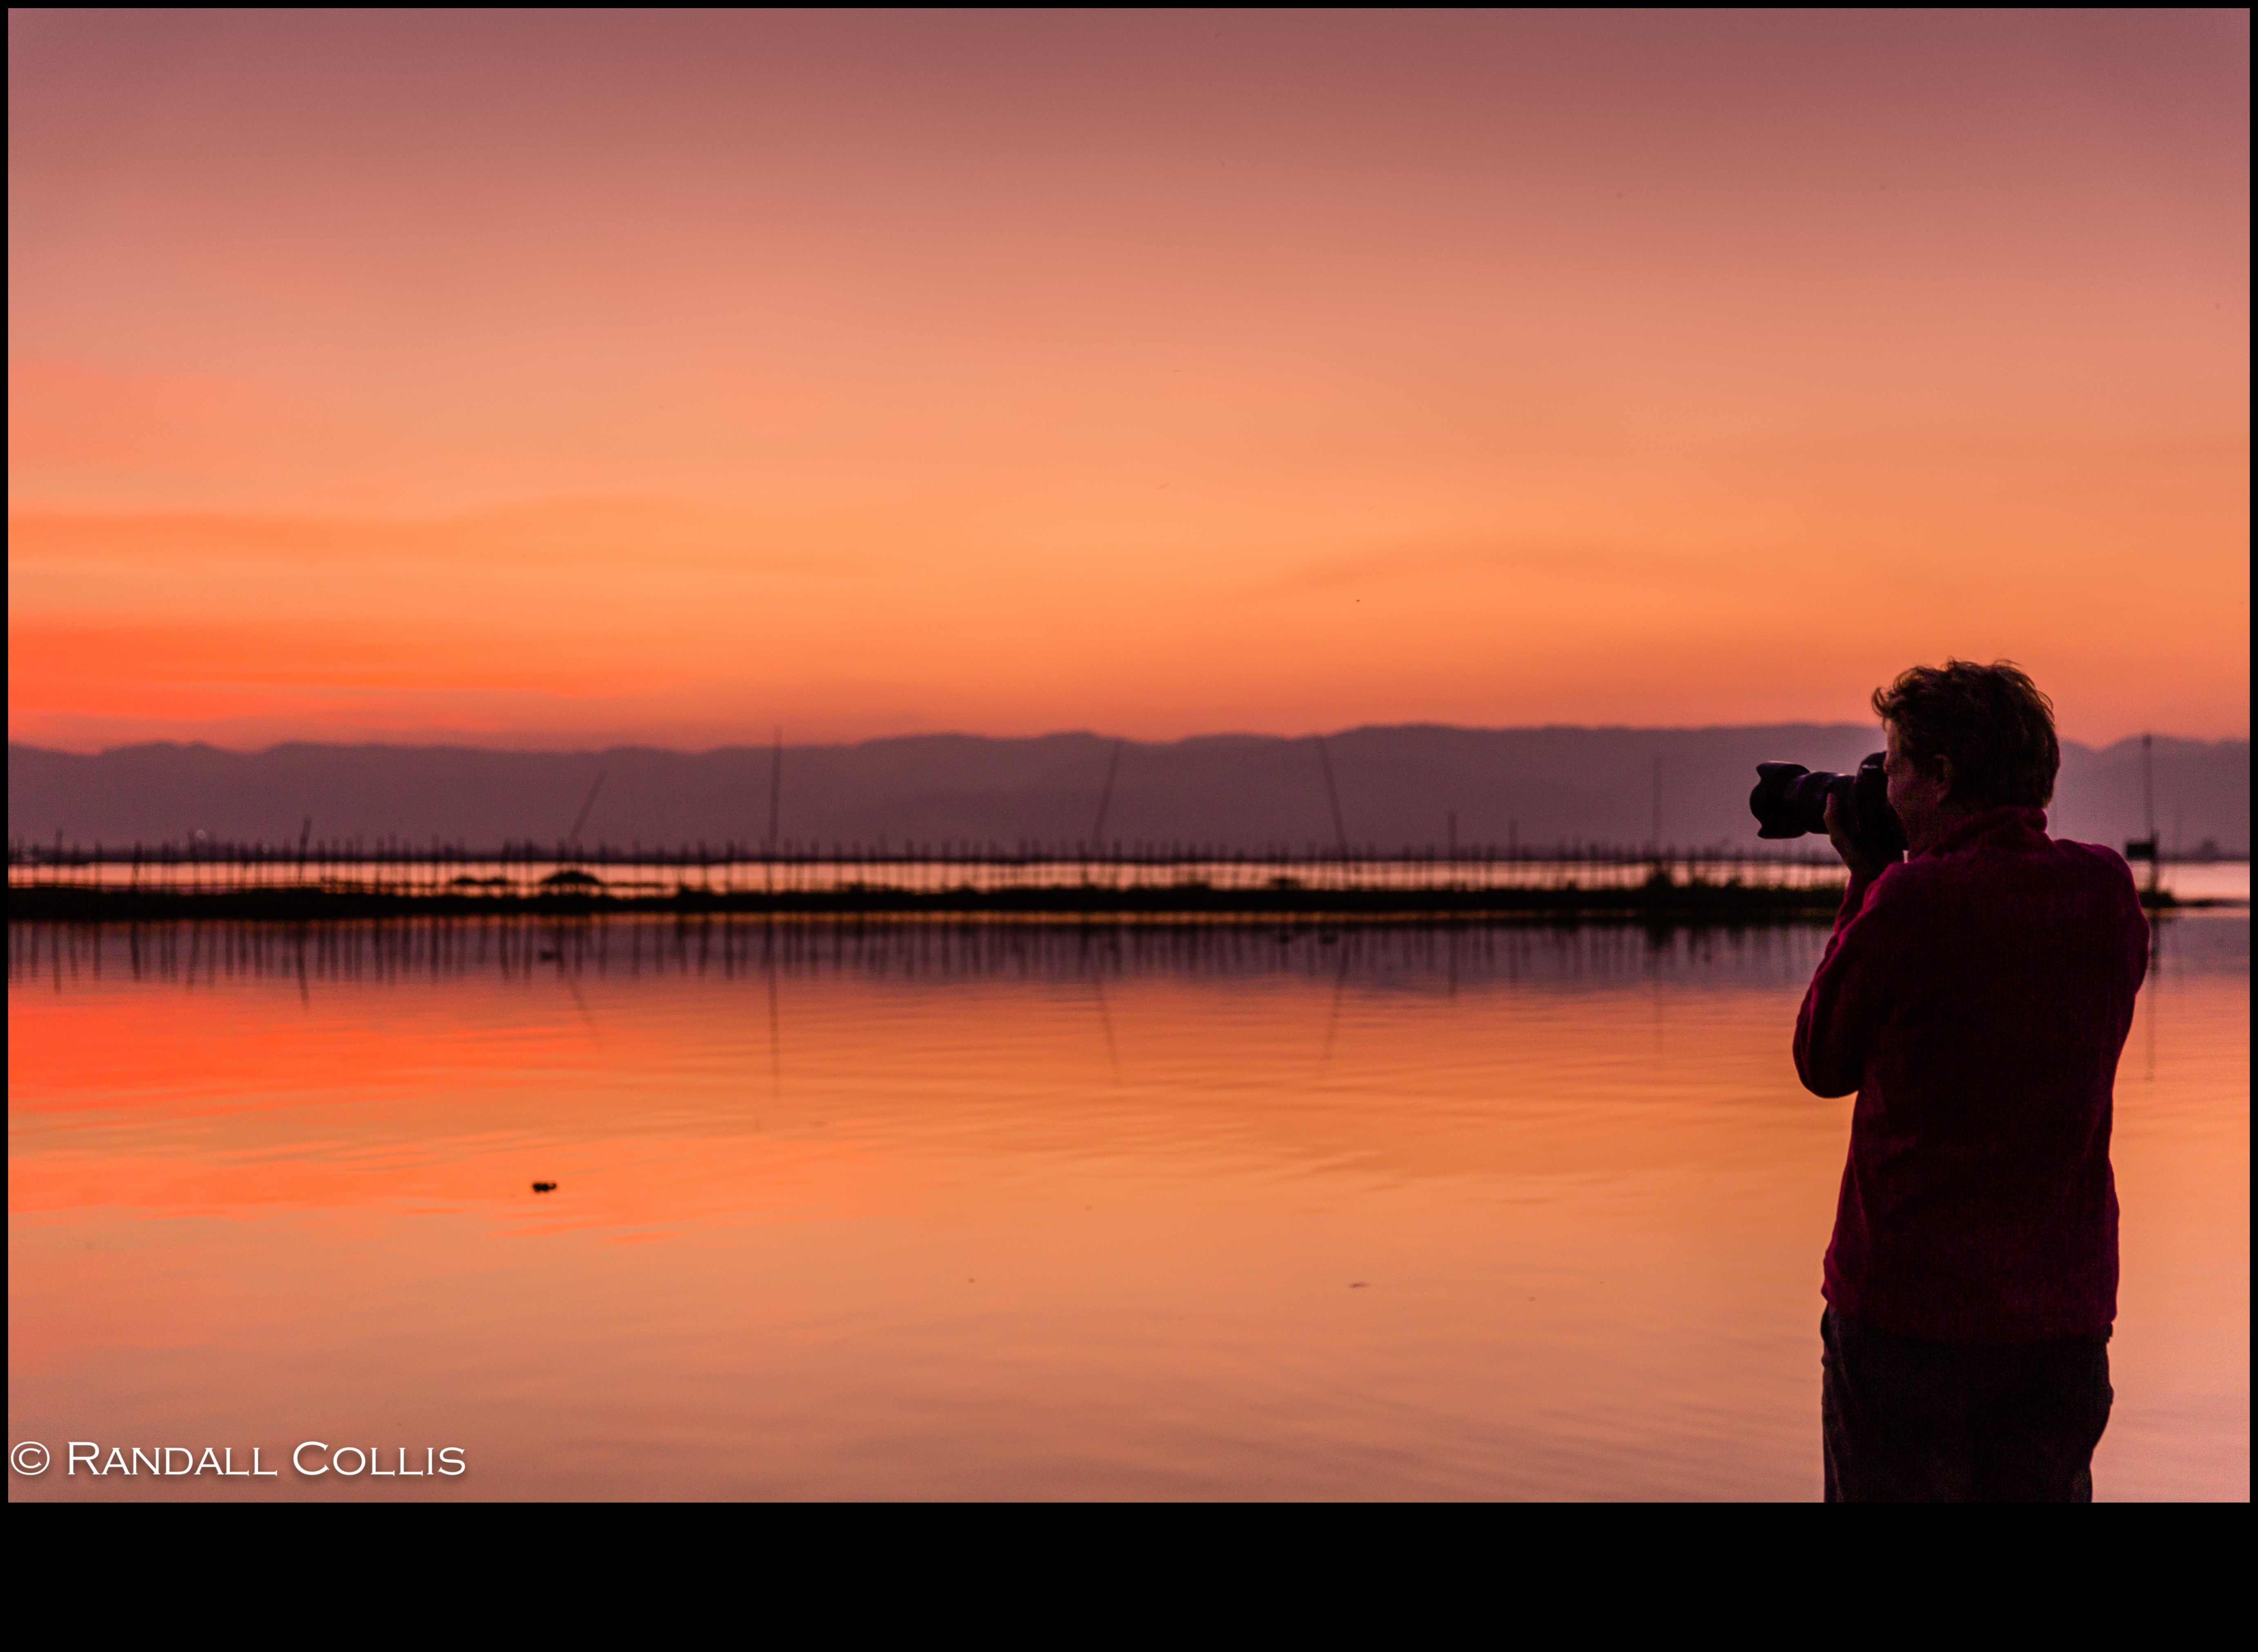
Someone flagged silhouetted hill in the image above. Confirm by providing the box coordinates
[8,726,2249,856]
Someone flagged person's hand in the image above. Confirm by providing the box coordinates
[1825,791,1883,886]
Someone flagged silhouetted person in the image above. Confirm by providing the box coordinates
[1797,661,2147,1502]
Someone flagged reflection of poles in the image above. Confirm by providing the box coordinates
[2144,918,2161,1082]
[1090,962,1122,1088]
[563,964,601,1045]
[766,926,782,1097]
[1652,928,1667,1056]
[1319,935,1351,1066]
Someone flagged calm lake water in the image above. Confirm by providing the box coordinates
[9,915,2246,1500]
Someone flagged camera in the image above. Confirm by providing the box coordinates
[1749,752,1908,863]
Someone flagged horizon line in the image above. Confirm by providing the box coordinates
[10,720,2251,761]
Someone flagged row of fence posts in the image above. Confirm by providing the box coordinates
[6,837,1851,898]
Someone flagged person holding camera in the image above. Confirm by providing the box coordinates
[1794,660,2149,1501]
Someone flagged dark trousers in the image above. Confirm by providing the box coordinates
[1821,1307,2112,1502]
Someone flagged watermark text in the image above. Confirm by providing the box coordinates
[13,1440,466,1478]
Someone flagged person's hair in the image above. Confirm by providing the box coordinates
[1871,659,2059,809]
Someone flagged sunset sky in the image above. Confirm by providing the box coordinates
[9,9,2248,751]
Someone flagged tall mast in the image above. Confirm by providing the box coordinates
[767,728,782,895]
[2142,732,2155,843]
[768,727,783,851]
[1090,738,1125,849]
[1315,736,1350,859]
[2141,732,2160,897]
[1652,753,1663,853]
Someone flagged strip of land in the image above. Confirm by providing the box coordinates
[13,879,1839,920]
[6,879,2218,923]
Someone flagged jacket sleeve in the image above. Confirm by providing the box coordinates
[1794,870,1913,1098]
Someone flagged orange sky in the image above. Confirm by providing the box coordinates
[8,10,2248,750]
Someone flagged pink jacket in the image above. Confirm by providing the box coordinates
[1796,806,2148,1343]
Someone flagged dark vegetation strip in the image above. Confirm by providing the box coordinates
[4,880,1880,920]
[42,886,2235,924]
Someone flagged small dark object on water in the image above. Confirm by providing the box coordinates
[1349,1281,1369,1289]
[539,949,559,961]
[1319,933,1339,945]
[532,1181,558,1193]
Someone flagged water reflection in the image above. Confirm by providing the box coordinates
[8,916,2245,1501]
[11,913,1840,990]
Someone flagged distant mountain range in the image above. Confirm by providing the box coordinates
[8,726,2249,857]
